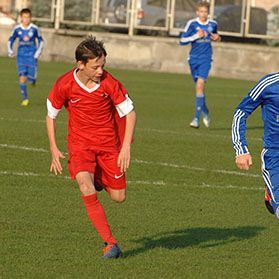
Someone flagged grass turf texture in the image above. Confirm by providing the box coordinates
[0,56,278,278]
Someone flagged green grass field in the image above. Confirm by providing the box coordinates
[0,56,278,278]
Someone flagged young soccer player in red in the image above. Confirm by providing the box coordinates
[46,36,136,259]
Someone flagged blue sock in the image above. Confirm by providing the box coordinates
[195,95,204,120]
[202,94,209,116]
[19,83,28,100]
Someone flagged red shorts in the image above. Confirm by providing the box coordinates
[68,148,126,190]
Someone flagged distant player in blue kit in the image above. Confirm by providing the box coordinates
[232,72,279,220]
[7,8,44,106]
[179,1,220,128]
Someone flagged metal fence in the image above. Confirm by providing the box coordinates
[12,0,279,40]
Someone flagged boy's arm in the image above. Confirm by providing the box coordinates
[7,28,17,57]
[117,110,137,173]
[34,27,44,59]
[179,22,203,45]
[232,84,264,170]
[46,115,65,175]
[211,22,221,42]
[46,81,66,175]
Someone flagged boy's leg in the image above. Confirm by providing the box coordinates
[189,62,201,127]
[27,64,37,85]
[97,152,126,203]
[195,78,206,117]
[17,64,29,105]
[261,149,279,219]
[198,61,212,127]
[198,61,212,115]
[76,171,118,245]
[19,75,29,106]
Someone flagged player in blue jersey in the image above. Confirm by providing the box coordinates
[179,1,220,128]
[7,8,44,106]
[232,72,279,220]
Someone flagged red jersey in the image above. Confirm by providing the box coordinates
[47,69,134,152]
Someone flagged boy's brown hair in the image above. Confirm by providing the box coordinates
[196,1,210,11]
[75,35,107,64]
[20,8,32,16]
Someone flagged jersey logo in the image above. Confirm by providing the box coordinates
[28,31,34,37]
[70,98,81,103]
[101,92,109,98]
[114,173,124,179]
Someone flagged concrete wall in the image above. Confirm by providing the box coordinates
[1,25,279,81]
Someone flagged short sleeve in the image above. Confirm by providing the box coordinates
[110,81,134,118]
[47,80,67,119]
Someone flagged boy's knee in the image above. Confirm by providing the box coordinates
[110,192,126,203]
[76,173,95,196]
[79,182,94,196]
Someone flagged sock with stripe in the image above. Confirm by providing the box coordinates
[202,94,209,116]
[195,95,204,120]
[19,83,28,100]
[82,193,117,245]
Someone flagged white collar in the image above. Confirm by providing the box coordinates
[20,23,32,30]
[197,18,209,25]
[73,69,100,93]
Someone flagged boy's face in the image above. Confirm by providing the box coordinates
[21,13,31,26]
[78,55,106,82]
[196,6,209,22]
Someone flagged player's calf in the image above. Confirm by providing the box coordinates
[264,186,274,215]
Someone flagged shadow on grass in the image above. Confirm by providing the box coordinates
[124,226,264,257]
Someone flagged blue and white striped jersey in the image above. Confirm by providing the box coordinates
[7,23,44,63]
[232,73,279,156]
[179,18,218,61]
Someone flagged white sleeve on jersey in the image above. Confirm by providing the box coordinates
[116,95,134,118]
[47,99,61,119]
[34,41,44,59]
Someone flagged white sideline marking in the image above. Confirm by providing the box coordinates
[0,116,262,141]
[0,143,261,178]
[0,116,46,123]
[134,159,261,178]
[0,170,262,191]
[0,143,48,153]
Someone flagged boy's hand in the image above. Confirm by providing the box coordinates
[211,33,220,41]
[235,153,252,171]
[117,144,131,173]
[197,29,207,38]
[50,146,65,175]
[8,51,14,57]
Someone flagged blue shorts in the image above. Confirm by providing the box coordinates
[17,63,37,82]
[189,59,212,82]
[261,148,279,211]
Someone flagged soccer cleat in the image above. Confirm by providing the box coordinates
[203,114,211,128]
[102,243,122,259]
[190,118,199,129]
[264,186,274,215]
[21,99,29,106]
[94,180,104,192]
